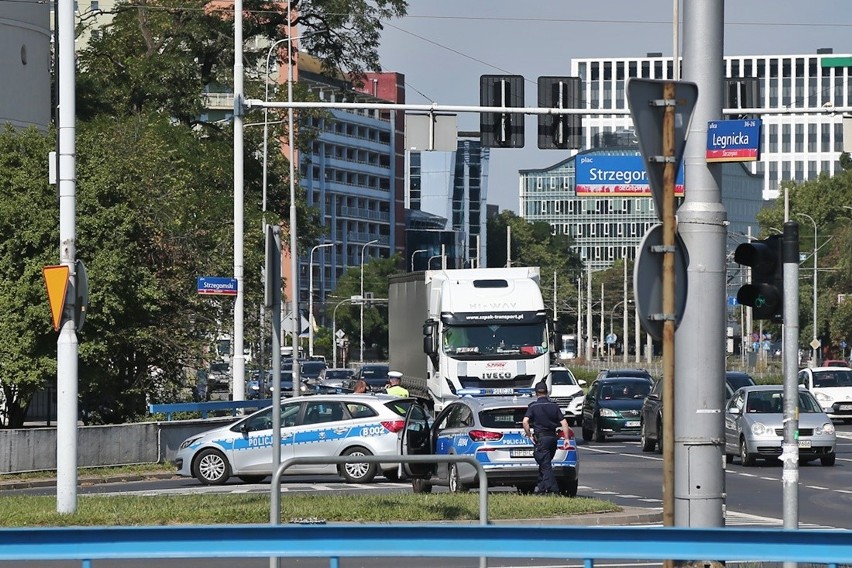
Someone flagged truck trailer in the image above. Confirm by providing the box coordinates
[388,267,551,411]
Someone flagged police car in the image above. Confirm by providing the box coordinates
[174,394,415,485]
[401,390,579,496]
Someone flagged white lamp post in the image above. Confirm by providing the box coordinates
[332,297,356,368]
[360,239,378,364]
[797,212,819,367]
[411,249,427,272]
[308,242,333,358]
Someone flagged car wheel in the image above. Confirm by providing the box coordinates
[516,483,536,495]
[338,446,377,483]
[640,421,655,452]
[237,475,266,484]
[411,478,433,493]
[558,479,579,498]
[593,418,606,443]
[581,421,593,442]
[193,448,230,485]
[739,437,756,466]
[448,463,468,493]
[821,453,837,466]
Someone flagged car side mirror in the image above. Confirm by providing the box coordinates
[578,379,587,386]
[728,406,740,415]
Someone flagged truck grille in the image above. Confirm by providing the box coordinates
[459,375,536,389]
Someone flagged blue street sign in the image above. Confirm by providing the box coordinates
[727,296,739,306]
[197,276,238,296]
[706,119,761,162]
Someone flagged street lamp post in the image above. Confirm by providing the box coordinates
[360,239,378,364]
[609,300,625,365]
[284,2,300,395]
[332,297,356,368]
[797,213,819,368]
[411,249,427,272]
[308,242,333,358]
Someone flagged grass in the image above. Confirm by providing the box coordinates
[0,464,620,526]
[0,492,620,527]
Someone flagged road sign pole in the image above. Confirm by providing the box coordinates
[782,221,800,533]
[661,81,676,533]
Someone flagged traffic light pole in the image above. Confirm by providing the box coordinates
[781,221,800,537]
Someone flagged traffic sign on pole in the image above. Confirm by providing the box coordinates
[43,265,70,332]
[627,78,698,219]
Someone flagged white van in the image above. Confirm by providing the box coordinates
[548,367,587,425]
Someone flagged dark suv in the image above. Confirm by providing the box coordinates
[356,363,390,391]
[595,368,654,383]
[581,376,652,442]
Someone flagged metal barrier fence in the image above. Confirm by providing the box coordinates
[148,400,272,420]
[0,524,849,566]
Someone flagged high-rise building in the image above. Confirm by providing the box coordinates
[572,49,852,200]
[405,136,489,270]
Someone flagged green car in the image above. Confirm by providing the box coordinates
[580,376,652,442]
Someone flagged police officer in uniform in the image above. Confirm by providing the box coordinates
[385,371,409,397]
[523,381,570,495]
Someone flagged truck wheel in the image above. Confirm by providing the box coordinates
[338,446,377,483]
[193,448,230,485]
[412,478,432,493]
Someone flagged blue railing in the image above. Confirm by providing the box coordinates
[148,400,272,421]
[0,524,848,566]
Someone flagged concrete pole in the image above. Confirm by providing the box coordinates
[56,0,78,514]
[599,283,604,361]
[577,277,583,355]
[585,265,592,361]
[677,0,726,528]
[782,221,800,540]
[623,257,628,363]
[231,0,246,403]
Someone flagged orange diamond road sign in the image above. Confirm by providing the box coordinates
[43,265,70,331]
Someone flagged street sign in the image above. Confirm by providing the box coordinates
[706,119,761,162]
[627,78,698,219]
[633,224,690,341]
[810,338,822,350]
[197,276,238,296]
[335,329,345,339]
[42,265,70,331]
[606,333,618,345]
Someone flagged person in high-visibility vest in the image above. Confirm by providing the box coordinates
[385,371,409,397]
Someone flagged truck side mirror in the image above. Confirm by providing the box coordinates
[422,320,437,355]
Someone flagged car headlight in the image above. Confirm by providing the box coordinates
[750,421,771,436]
[814,391,833,405]
[179,436,202,450]
[599,408,618,417]
[816,422,836,436]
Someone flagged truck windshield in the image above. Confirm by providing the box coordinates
[442,323,547,358]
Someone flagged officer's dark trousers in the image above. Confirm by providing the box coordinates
[533,434,559,493]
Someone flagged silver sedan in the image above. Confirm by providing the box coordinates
[724,385,836,466]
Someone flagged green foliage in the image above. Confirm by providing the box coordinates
[755,171,852,356]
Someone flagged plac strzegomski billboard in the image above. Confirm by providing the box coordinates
[574,154,684,197]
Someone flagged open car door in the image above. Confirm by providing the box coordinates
[400,402,436,480]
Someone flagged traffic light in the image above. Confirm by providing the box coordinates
[537,76,581,149]
[734,235,783,322]
[480,75,524,148]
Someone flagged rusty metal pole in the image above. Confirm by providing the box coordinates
[661,81,676,534]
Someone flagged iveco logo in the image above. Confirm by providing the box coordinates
[482,372,513,380]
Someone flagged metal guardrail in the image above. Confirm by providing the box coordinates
[148,400,272,420]
[0,524,850,566]
[270,455,489,524]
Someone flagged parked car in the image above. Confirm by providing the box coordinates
[401,395,579,496]
[300,360,328,381]
[642,371,756,453]
[581,376,652,442]
[174,394,416,485]
[595,368,654,383]
[356,363,391,391]
[724,385,836,466]
[316,368,356,393]
[548,367,586,425]
[797,366,852,421]
[824,359,850,368]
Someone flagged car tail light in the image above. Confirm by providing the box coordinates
[469,430,503,442]
[559,428,576,441]
[381,420,406,433]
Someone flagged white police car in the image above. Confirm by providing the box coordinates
[401,390,579,496]
[174,394,415,485]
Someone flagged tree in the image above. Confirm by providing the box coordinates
[322,254,403,361]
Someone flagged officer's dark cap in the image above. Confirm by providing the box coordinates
[534,381,548,393]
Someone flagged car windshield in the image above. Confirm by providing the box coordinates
[726,373,755,390]
[324,370,352,380]
[745,391,823,413]
[301,362,327,376]
[602,381,651,400]
[360,366,389,383]
[551,370,577,386]
[442,323,548,358]
[479,407,526,429]
[812,369,852,388]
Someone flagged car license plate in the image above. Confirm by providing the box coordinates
[839,404,852,411]
[625,421,640,428]
[510,449,534,458]
[798,440,811,449]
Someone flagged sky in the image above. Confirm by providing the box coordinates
[375,0,852,213]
